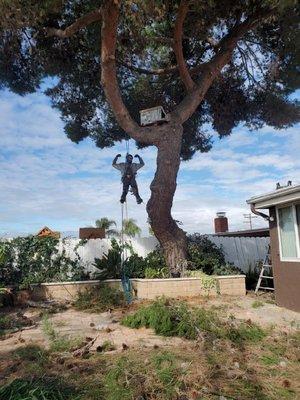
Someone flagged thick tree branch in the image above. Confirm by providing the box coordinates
[45,9,102,38]
[173,0,196,92]
[119,61,178,76]
[101,1,160,145]
[173,9,275,123]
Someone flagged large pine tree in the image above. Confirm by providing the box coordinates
[1,0,299,274]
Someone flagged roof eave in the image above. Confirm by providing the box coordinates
[247,185,300,209]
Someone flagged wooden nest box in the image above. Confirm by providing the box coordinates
[140,106,168,126]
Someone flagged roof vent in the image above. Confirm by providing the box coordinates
[276,180,292,190]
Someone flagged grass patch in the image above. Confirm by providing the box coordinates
[122,298,266,344]
[103,356,134,400]
[73,285,126,313]
[13,344,48,363]
[252,300,264,308]
[0,377,80,400]
[1,340,299,400]
[102,350,184,400]
[42,314,82,352]
[260,354,281,366]
[151,351,182,398]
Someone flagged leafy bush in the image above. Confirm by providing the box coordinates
[0,236,88,288]
[144,266,169,279]
[187,234,242,276]
[122,298,266,343]
[73,285,126,313]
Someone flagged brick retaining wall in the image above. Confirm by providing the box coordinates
[29,275,245,302]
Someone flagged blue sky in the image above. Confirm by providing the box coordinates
[0,87,299,237]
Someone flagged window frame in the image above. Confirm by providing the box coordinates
[276,203,300,262]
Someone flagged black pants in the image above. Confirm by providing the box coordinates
[121,175,142,202]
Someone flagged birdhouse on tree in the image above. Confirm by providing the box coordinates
[140,106,168,126]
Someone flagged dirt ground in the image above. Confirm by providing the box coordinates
[188,292,300,331]
[1,292,299,356]
[0,293,299,399]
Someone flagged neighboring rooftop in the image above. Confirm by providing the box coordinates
[213,227,269,238]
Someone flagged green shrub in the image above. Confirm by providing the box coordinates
[144,266,169,279]
[122,298,266,343]
[0,236,88,288]
[73,285,126,313]
[187,234,242,276]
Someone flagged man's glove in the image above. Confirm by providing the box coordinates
[116,154,121,158]
[134,154,140,158]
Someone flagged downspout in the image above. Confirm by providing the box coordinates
[250,203,274,222]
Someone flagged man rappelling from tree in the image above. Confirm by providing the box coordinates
[113,153,144,204]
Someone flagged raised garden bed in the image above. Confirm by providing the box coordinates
[28,275,246,302]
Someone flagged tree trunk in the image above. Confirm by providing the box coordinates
[146,121,187,276]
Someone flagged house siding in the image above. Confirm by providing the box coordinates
[269,207,300,312]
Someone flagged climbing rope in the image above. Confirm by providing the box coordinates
[125,138,130,154]
[120,138,132,304]
[120,201,132,304]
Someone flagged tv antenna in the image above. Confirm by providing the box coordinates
[243,213,258,230]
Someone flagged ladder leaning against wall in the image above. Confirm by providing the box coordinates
[255,245,274,293]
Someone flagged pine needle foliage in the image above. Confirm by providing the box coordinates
[122,298,266,344]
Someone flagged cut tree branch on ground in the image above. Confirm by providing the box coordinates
[72,335,99,357]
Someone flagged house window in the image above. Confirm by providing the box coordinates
[278,204,300,260]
